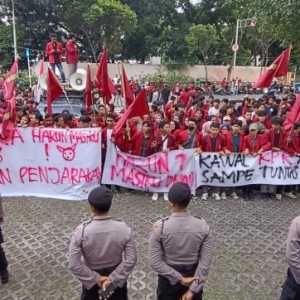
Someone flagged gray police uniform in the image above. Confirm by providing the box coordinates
[68,216,137,300]
[150,211,212,300]
[281,215,300,300]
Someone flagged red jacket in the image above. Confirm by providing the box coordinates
[177,129,202,149]
[243,134,265,154]
[201,134,226,152]
[263,129,288,151]
[156,134,177,151]
[225,133,245,153]
[286,132,300,155]
[65,39,79,64]
[45,41,63,64]
[131,132,156,156]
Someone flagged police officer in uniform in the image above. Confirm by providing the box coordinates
[0,195,8,284]
[280,215,300,299]
[150,182,212,300]
[68,186,137,300]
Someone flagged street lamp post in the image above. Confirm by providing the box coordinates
[232,17,256,68]
[11,0,18,61]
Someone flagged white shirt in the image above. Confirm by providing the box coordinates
[107,129,113,149]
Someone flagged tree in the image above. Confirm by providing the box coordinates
[84,0,137,57]
[186,24,219,80]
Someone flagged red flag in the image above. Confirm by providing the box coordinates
[284,94,300,131]
[113,89,149,136]
[4,60,18,102]
[95,48,112,103]
[84,64,93,111]
[121,64,135,107]
[254,48,291,88]
[47,68,63,115]
[0,60,18,143]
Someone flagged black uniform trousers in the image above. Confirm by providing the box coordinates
[0,227,8,273]
[81,266,128,300]
[157,264,203,300]
[280,268,300,300]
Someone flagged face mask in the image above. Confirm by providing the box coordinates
[188,125,195,131]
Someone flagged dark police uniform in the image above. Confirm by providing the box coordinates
[150,211,212,300]
[68,215,137,300]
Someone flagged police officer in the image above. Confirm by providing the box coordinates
[0,195,9,284]
[150,182,212,300]
[280,215,300,299]
[68,186,137,300]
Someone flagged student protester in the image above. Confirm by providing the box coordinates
[199,122,227,201]
[152,121,177,202]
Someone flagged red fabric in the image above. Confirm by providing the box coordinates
[65,39,79,64]
[121,64,135,107]
[286,132,300,155]
[254,48,291,88]
[225,133,245,153]
[84,64,93,111]
[95,48,112,103]
[201,134,226,152]
[47,68,63,115]
[263,129,288,151]
[1,60,18,143]
[284,94,300,131]
[156,134,177,151]
[4,60,18,102]
[131,132,156,156]
[252,117,272,130]
[177,130,202,149]
[243,134,265,154]
[113,90,149,137]
[179,90,190,106]
[45,41,63,64]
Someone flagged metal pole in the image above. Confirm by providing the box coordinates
[27,51,32,88]
[233,19,239,68]
[11,0,18,61]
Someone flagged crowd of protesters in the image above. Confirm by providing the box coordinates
[0,76,299,202]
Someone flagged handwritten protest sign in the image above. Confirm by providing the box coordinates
[102,143,197,192]
[196,151,300,186]
[0,128,102,200]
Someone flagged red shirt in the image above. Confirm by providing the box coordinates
[243,134,264,154]
[45,41,63,64]
[201,134,226,152]
[65,39,79,64]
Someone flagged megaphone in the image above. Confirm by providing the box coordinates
[70,69,87,91]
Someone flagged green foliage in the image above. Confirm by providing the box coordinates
[185,24,219,63]
[144,71,194,87]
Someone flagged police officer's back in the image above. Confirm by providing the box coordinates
[68,186,137,300]
[149,182,212,300]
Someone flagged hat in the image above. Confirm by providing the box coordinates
[88,186,113,212]
[168,182,192,207]
[249,123,258,131]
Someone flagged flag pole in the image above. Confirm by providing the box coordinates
[63,90,74,114]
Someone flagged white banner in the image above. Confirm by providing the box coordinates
[197,151,300,186]
[0,128,102,200]
[102,143,197,192]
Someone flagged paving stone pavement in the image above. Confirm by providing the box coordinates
[0,190,299,300]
